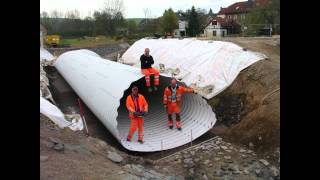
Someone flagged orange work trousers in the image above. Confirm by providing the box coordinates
[167,102,181,114]
[141,68,160,87]
[127,117,144,141]
[167,102,182,128]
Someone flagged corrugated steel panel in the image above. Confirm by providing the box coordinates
[54,49,216,152]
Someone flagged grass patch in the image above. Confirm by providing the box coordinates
[60,36,120,48]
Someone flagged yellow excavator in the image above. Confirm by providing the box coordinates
[45,35,60,47]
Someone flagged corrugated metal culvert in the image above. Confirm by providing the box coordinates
[54,49,216,152]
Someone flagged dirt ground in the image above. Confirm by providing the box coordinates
[40,114,182,180]
[208,36,280,158]
[40,113,279,180]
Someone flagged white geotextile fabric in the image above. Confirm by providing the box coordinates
[40,97,70,128]
[40,97,83,131]
[121,38,267,99]
[40,48,83,131]
[40,47,55,61]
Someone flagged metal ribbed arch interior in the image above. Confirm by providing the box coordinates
[116,76,217,152]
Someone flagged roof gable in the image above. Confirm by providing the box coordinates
[217,0,269,15]
[204,17,240,29]
[218,1,250,15]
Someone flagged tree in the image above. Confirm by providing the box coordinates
[161,8,178,34]
[40,0,127,38]
[127,19,137,34]
[93,0,126,36]
[265,0,280,29]
[244,0,280,35]
[82,17,95,36]
[208,8,213,16]
[114,11,126,32]
[41,11,49,18]
[103,0,125,17]
[93,11,112,35]
[84,16,93,21]
[187,6,200,37]
[196,8,208,34]
[40,11,52,34]
[65,10,80,19]
[50,10,63,18]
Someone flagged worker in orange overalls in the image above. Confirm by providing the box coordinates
[126,86,148,144]
[163,78,195,130]
[140,48,160,92]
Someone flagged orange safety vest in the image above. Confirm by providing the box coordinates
[126,94,148,118]
[163,85,193,106]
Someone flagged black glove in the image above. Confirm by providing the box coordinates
[136,112,146,117]
[133,112,140,116]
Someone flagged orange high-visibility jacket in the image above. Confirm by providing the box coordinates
[126,94,148,118]
[163,85,193,106]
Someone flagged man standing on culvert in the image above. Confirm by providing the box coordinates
[163,78,195,130]
[140,48,160,92]
[126,86,148,144]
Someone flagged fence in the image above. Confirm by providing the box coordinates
[241,24,280,37]
[199,23,280,38]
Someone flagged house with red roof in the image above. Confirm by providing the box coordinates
[217,1,250,21]
[203,0,269,37]
[203,17,240,37]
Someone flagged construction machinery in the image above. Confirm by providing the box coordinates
[45,35,60,47]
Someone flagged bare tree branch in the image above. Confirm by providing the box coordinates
[143,8,151,24]
[103,0,125,17]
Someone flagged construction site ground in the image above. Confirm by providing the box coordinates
[208,36,280,156]
[41,36,280,179]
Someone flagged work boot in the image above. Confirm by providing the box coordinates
[176,120,182,131]
[138,140,144,144]
[153,86,158,91]
[169,125,173,129]
[148,87,153,92]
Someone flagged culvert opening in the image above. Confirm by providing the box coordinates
[116,76,217,152]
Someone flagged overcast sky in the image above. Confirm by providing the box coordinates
[40,0,246,18]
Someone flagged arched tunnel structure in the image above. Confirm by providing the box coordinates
[54,49,216,152]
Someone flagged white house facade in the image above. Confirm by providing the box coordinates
[203,19,228,37]
[173,20,188,38]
